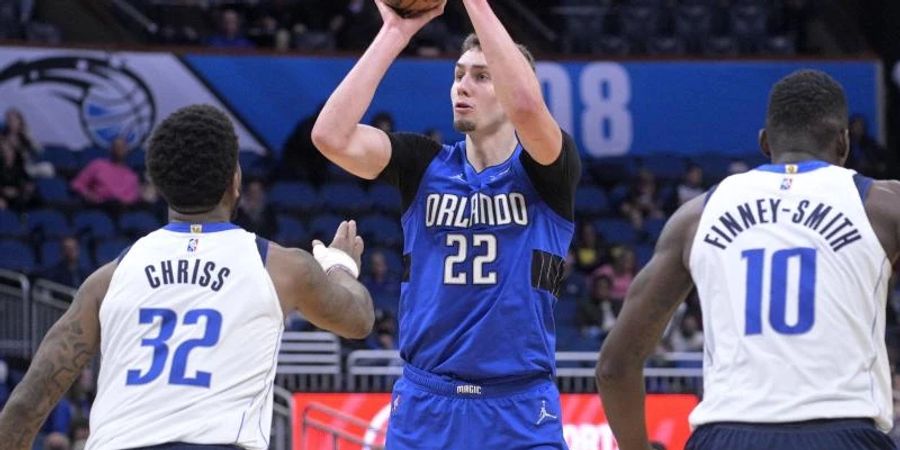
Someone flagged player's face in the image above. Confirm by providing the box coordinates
[451,50,507,134]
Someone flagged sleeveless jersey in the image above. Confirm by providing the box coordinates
[688,161,892,431]
[382,133,579,381]
[86,223,283,450]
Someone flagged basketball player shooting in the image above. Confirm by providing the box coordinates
[0,105,375,450]
[596,71,900,450]
[312,0,581,448]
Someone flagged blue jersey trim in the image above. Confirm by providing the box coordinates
[755,160,830,174]
[853,173,874,202]
[116,245,132,264]
[255,237,269,266]
[703,184,719,206]
[162,222,240,233]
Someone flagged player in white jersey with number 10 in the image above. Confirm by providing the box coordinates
[597,70,900,450]
[0,105,375,450]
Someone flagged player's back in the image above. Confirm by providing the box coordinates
[689,161,892,430]
[86,223,283,450]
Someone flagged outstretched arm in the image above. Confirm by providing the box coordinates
[595,196,703,450]
[0,263,114,450]
[865,180,900,265]
[461,0,562,165]
[311,1,446,180]
[268,221,374,339]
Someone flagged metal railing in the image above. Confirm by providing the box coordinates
[300,401,386,450]
[271,385,294,450]
[345,350,704,394]
[276,331,342,391]
[30,279,75,354]
[0,269,30,358]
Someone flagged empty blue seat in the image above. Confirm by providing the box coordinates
[26,209,71,238]
[594,218,639,246]
[119,211,161,236]
[95,238,131,265]
[730,5,769,53]
[125,148,146,172]
[79,146,108,166]
[239,151,271,178]
[275,215,307,246]
[647,36,686,56]
[319,182,371,213]
[575,186,611,217]
[643,217,667,244]
[268,182,319,212]
[635,243,655,268]
[358,214,403,248]
[592,35,631,56]
[674,4,713,52]
[40,145,79,173]
[0,239,34,272]
[308,214,343,241]
[704,35,739,56]
[639,155,688,181]
[0,210,25,237]
[589,156,637,186]
[73,210,115,239]
[619,6,661,48]
[764,35,795,55]
[368,183,402,214]
[692,154,732,181]
[36,178,72,204]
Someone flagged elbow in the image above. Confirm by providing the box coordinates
[343,295,375,340]
[311,122,347,157]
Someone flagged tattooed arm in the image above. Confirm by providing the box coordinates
[0,262,115,450]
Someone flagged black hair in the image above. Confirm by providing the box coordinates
[147,104,238,213]
[765,70,848,151]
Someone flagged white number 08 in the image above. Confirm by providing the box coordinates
[444,234,497,285]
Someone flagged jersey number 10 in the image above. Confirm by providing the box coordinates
[742,247,817,336]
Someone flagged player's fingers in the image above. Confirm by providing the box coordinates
[332,221,347,244]
[355,235,365,255]
[347,219,357,239]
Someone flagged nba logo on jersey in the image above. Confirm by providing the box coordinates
[187,238,199,252]
[190,224,203,233]
[780,178,793,190]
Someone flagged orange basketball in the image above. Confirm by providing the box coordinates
[382,0,443,17]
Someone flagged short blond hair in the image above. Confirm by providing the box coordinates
[461,33,536,72]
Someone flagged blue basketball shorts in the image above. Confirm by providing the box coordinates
[686,419,897,450]
[129,444,241,450]
[385,365,569,450]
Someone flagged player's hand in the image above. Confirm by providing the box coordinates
[313,220,365,273]
[374,0,446,39]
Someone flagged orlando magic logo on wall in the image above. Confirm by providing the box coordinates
[0,55,156,149]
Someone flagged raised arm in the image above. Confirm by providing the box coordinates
[0,263,114,450]
[311,1,446,180]
[595,196,703,450]
[461,0,562,165]
[267,221,374,339]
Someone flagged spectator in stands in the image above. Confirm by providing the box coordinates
[2,108,53,178]
[362,250,400,313]
[370,111,395,134]
[578,275,615,338]
[279,104,329,185]
[43,432,71,450]
[368,309,398,350]
[206,9,254,48]
[592,245,636,303]
[620,169,665,229]
[0,135,36,211]
[573,221,606,272]
[668,314,704,353]
[233,179,278,239]
[70,137,140,207]
[39,236,89,288]
[330,0,381,51]
[69,418,89,450]
[847,114,891,178]
[676,164,704,206]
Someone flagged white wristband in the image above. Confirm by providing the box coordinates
[312,243,359,279]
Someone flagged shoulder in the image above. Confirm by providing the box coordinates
[82,261,119,308]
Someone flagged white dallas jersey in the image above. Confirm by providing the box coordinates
[689,161,892,431]
[87,223,283,450]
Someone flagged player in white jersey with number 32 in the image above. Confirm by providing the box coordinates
[597,70,900,450]
[0,105,374,450]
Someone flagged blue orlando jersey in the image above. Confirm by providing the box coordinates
[378,132,580,381]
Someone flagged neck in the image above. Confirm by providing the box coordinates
[464,122,518,172]
[771,151,836,165]
[168,205,232,224]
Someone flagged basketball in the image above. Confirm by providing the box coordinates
[382,0,443,17]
